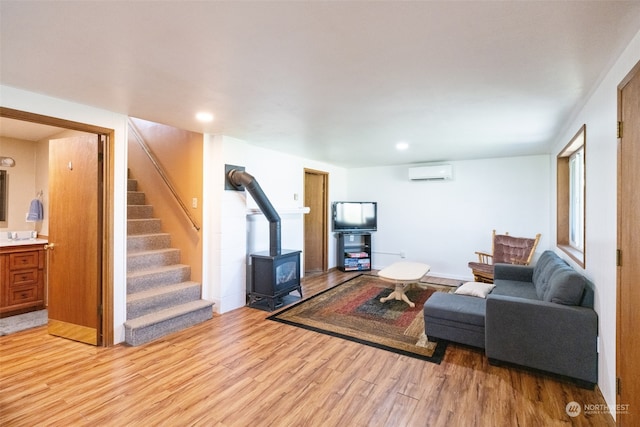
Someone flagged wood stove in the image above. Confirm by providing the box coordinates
[225,166,303,311]
[248,249,302,311]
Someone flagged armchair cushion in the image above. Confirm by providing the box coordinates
[469,230,541,283]
[493,234,538,264]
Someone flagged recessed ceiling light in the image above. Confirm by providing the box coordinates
[196,112,214,122]
[395,141,409,151]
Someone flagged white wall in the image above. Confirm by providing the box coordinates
[35,137,49,236]
[549,28,640,418]
[0,136,38,232]
[202,134,348,313]
[346,155,551,279]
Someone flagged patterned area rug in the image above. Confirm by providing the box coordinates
[268,274,450,363]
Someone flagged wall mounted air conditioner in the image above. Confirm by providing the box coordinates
[408,164,453,181]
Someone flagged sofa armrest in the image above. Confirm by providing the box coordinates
[493,263,533,282]
[485,294,598,385]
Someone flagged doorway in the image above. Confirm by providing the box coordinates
[616,60,640,426]
[0,107,114,346]
[304,169,328,274]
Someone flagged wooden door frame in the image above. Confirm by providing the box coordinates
[304,168,329,272]
[616,60,640,424]
[0,107,114,346]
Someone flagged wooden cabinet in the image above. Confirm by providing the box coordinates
[0,245,46,317]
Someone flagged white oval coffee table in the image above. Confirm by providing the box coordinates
[377,261,431,307]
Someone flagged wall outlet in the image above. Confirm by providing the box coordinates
[400,250,406,258]
[192,198,198,209]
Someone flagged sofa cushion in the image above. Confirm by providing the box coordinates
[492,280,540,300]
[455,282,495,298]
[423,292,486,326]
[533,250,566,299]
[543,266,586,305]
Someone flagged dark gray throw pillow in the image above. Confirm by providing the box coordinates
[543,267,586,305]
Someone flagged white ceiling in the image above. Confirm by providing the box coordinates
[1,1,639,167]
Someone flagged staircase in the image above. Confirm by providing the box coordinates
[124,175,213,346]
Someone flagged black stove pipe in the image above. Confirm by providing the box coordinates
[227,169,281,256]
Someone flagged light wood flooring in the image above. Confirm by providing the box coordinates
[1,270,613,426]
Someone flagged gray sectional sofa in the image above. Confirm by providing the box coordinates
[423,250,598,387]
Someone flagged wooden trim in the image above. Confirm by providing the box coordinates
[618,59,640,90]
[617,59,640,425]
[556,124,586,268]
[0,107,112,135]
[617,77,623,414]
[102,132,115,346]
[556,157,570,245]
[0,108,114,346]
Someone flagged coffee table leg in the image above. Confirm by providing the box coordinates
[379,283,415,307]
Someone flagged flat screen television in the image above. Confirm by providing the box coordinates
[332,201,377,232]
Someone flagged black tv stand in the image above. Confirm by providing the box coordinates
[336,232,372,272]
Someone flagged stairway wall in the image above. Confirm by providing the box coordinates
[127,117,204,282]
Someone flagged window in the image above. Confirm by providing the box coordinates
[568,147,584,250]
[557,125,586,267]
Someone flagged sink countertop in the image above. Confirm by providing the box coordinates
[0,238,49,248]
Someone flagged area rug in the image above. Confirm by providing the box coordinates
[268,275,449,363]
[0,309,48,336]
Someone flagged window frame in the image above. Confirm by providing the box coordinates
[557,124,586,267]
[0,170,6,222]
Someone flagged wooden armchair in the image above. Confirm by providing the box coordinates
[468,230,541,283]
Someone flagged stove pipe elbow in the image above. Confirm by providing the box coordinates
[228,169,281,256]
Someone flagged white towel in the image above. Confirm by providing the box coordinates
[26,199,44,222]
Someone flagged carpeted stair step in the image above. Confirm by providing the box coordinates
[127,264,191,294]
[128,204,154,219]
[124,299,214,346]
[125,171,210,346]
[126,281,202,320]
[127,218,162,235]
[127,248,181,272]
[128,191,145,205]
[127,233,171,252]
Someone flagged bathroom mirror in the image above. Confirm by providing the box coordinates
[0,170,6,222]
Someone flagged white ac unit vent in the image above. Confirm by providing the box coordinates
[408,164,453,181]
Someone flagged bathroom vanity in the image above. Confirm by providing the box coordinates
[0,240,48,318]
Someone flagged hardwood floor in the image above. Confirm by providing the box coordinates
[1,270,613,426]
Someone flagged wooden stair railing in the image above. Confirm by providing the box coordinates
[127,119,201,231]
